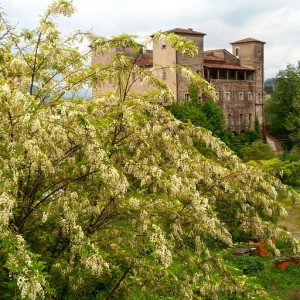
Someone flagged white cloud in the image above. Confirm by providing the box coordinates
[1,0,300,78]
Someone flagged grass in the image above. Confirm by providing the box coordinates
[252,259,300,300]
[279,206,300,240]
[247,187,300,299]
[227,254,300,300]
[277,188,300,240]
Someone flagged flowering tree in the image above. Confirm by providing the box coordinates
[0,1,299,299]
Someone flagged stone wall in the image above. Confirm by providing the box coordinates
[231,41,265,127]
[211,79,257,131]
[176,34,204,100]
[153,40,177,97]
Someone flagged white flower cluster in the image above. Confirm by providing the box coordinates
[83,252,109,276]
[150,224,172,267]
[45,0,76,18]
[140,210,150,232]
[10,58,27,70]
[4,235,47,299]
[17,274,45,300]
[0,192,14,227]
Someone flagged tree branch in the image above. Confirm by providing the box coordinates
[105,266,131,300]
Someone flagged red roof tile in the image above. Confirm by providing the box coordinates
[203,52,224,62]
[136,57,153,67]
[134,50,153,67]
[231,37,265,44]
[204,63,254,71]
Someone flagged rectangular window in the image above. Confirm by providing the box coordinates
[257,67,261,76]
[239,92,244,101]
[184,93,190,101]
[225,92,230,101]
[258,93,261,103]
[228,114,232,128]
[248,92,253,101]
[162,68,167,80]
[249,113,252,122]
[235,47,239,57]
[240,113,244,124]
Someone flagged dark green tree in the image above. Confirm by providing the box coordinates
[265,63,300,150]
[170,95,225,137]
[170,100,207,127]
[199,99,225,135]
[240,140,277,162]
[264,78,276,94]
[188,82,200,103]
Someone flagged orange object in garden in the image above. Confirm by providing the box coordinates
[248,237,275,257]
[274,256,300,271]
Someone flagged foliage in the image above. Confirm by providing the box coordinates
[229,254,300,300]
[0,2,299,299]
[248,158,300,187]
[170,98,226,136]
[170,100,207,128]
[288,144,300,160]
[200,100,226,134]
[264,85,274,95]
[264,78,276,94]
[255,261,300,299]
[188,82,200,103]
[223,130,262,156]
[265,63,300,151]
[240,140,277,162]
[235,255,264,274]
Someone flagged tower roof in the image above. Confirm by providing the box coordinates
[165,28,206,36]
[231,37,265,45]
[203,50,254,71]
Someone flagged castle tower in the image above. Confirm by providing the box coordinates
[231,38,265,126]
[153,28,205,101]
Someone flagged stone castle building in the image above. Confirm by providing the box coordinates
[93,28,265,132]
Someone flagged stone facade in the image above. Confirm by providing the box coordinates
[92,28,265,132]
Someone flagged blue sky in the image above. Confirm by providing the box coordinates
[2,0,300,79]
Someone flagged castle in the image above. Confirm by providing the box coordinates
[93,28,265,132]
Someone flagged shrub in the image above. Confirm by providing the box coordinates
[240,140,277,162]
[235,255,264,274]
